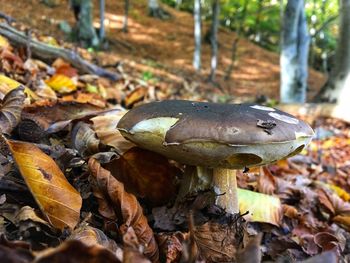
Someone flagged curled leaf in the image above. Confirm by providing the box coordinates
[88,158,159,262]
[71,122,100,157]
[0,86,25,135]
[70,225,122,255]
[7,140,82,230]
[238,188,282,226]
[91,109,135,155]
[34,240,121,263]
[104,147,178,205]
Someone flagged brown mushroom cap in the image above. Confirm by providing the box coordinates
[118,100,314,169]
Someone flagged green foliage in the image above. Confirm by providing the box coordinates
[161,0,339,70]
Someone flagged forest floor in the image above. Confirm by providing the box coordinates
[1,1,350,263]
[0,0,326,102]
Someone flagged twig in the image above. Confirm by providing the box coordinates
[0,23,121,81]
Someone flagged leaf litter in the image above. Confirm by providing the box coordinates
[0,21,350,263]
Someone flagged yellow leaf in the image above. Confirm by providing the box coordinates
[45,74,77,94]
[7,140,82,230]
[0,35,10,49]
[0,74,38,100]
[316,181,350,201]
[238,188,282,226]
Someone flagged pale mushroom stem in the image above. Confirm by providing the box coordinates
[213,168,239,214]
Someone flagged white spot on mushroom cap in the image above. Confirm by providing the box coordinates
[268,112,299,124]
[130,117,179,137]
[250,105,276,111]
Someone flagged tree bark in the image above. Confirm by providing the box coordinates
[193,0,201,71]
[148,0,170,19]
[280,0,310,103]
[71,0,99,47]
[224,0,249,80]
[99,0,105,41]
[123,0,129,33]
[209,0,220,82]
[314,0,350,104]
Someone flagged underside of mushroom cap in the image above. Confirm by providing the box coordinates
[117,100,314,169]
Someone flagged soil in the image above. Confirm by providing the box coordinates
[0,0,326,102]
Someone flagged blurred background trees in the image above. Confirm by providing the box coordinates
[63,0,343,104]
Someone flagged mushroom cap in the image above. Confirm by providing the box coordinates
[117,100,314,169]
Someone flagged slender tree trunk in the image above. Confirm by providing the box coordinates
[148,0,170,19]
[123,0,129,33]
[225,0,249,80]
[314,0,350,103]
[254,0,263,42]
[193,0,201,71]
[71,0,99,47]
[99,0,105,41]
[280,0,310,103]
[209,0,220,82]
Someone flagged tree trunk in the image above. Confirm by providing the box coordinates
[99,0,105,41]
[193,0,201,71]
[314,0,350,104]
[209,0,220,82]
[123,0,129,33]
[71,0,99,47]
[280,0,310,103]
[224,0,249,80]
[148,0,170,19]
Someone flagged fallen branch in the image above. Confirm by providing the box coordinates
[0,22,120,81]
[0,12,16,24]
[277,103,350,124]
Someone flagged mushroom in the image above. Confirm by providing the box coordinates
[117,100,314,214]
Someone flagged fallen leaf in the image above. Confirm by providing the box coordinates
[0,235,34,263]
[70,225,122,256]
[314,232,339,252]
[238,188,282,226]
[45,74,77,94]
[91,109,135,155]
[71,122,100,157]
[88,158,159,262]
[0,74,37,100]
[0,35,10,50]
[257,166,276,195]
[124,87,147,108]
[6,140,82,230]
[193,221,238,262]
[34,240,121,263]
[104,147,178,205]
[156,232,187,263]
[236,234,262,263]
[0,86,25,135]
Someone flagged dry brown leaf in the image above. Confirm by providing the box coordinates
[7,140,82,230]
[18,100,102,142]
[0,86,25,135]
[34,240,121,263]
[70,225,122,256]
[236,234,262,263]
[257,166,276,195]
[156,232,187,263]
[193,222,239,262]
[314,232,339,252]
[71,122,100,157]
[88,158,159,262]
[104,147,178,205]
[91,109,135,155]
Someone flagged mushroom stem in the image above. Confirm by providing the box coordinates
[177,166,213,200]
[213,168,239,214]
